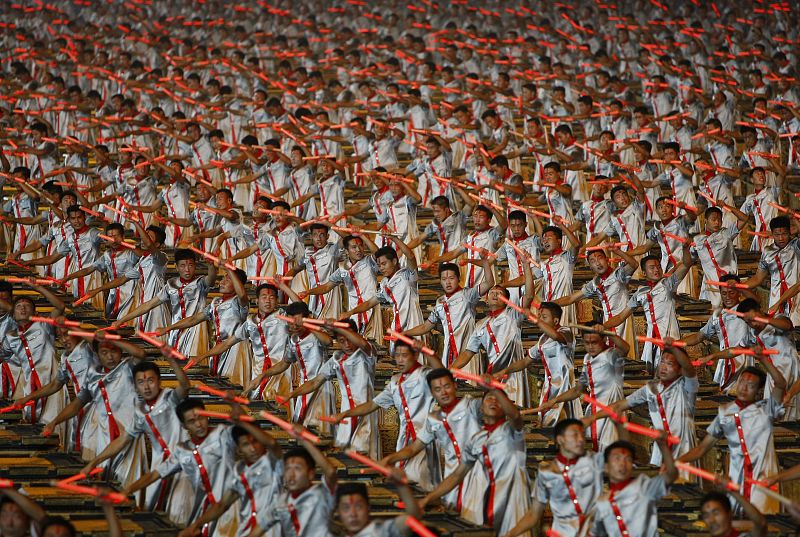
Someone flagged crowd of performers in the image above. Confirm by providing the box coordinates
[3,0,800,535]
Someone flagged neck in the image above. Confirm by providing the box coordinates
[488,306,505,317]
[609,477,633,492]
[440,398,460,414]
[222,292,235,300]
[483,417,505,432]
[556,451,580,465]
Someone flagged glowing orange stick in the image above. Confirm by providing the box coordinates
[346,450,408,483]
[260,410,319,443]
[195,383,250,405]
[386,329,435,357]
[451,368,507,390]
[196,410,255,423]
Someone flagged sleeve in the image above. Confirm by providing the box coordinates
[56,239,72,257]
[706,413,725,439]
[460,436,480,466]
[626,292,639,310]
[625,386,648,408]
[757,252,770,272]
[590,507,609,537]
[156,285,171,305]
[494,244,508,261]
[767,394,787,419]
[414,414,435,445]
[697,317,715,341]
[422,223,436,239]
[155,450,183,478]
[92,254,108,273]
[320,357,338,380]
[663,274,679,293]
[127,412,147,438]
[646,227,659,242]
[643,474,668,500]
[725,224,741,240]
[465,326,483,354]
[232,322,250,343]
[683,376,700,398]
[465,285,481,305]
[373,383,396,410]
[533,472,551,503]
[55,362,70,384]
[581,280,595,298]
[328,268,344,285]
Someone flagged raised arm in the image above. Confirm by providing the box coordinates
[477,255,496,296]
[26,280,65,317]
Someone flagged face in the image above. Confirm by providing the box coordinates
[439,269,460,295]
[605,447,633,483]
[0,502,29,537]
[67,210,86,230]
[543,166,559,183]
[134,370,161,402]
[429,376,457,408]
[219,272,235,295]
[656,200,673,221]
[176,259,196,281]
[97,343,123,370]
[237,433,267,465]
[587,251,609,274]
[42,526,73,537]
[657,352,681,383]
[508,218,526,238]
[337,494,370,534]
[612,189,630,209]
[751,169,766,187]
[257,289,278,315]
[542,231,561,253]
[376,254,398,277]
[215,192,232,210]
[283,456,315,493]
[664,148,678,162]
[393,345,419,373]
[12,299,34,322]
[311,228,329,249]
[388,182,403,198]
[290,150,303,167]
[485,286,507,310]
[720,284,740,307]
[556,424,586,457]
[538,307,558,326]
[345,238,365,262]
[481,392,504,419]
[180,407,210,439]
[431,204,449,222]
[583,332,608,357]
[336,333,357,354]
[736,372,762,403]
[701,500,732,537]
[643,259,663,281]
[105,227,124,246]
[705,211,722,233]
[472,209,490,231]
[771,226,791,249]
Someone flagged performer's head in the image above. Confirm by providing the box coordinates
[231,425,267,465]
[175,398,209,440]
[490,155,510,177]
[590,177,609,199]
[582,326,610,357]
[735,366,767,404]
[700,491,737,537]
[335,482,371,534]
[173,249,198,282]
[430,196,452,223]
[662,142,681,163]
[392,341,420,373]
[40,516,76,537]
[541,226,563,254]
[144,225,166,248]
[656,350,684,385]
[285,302,311,337]
[426,368,458,409]
[604,440,636,484]
[554,418,586,459]
[214,188,234,211]
[11,296,35,323]
[282,447,317,494]
[65,204,87,232]
[0,495,31,537]
[0,281,12,305]
[438,263,461,295]
[718,274,743,308]
[543,161,561,183]
[103,223,125,248]
[219,268,247,298]
[640,254,663,282]
[55,316,83,351]
[255,284,279,316]
[132,361,162,403]
[538,302,562,327]
[770,216,791,249]
[342,235,366,263]
[750,166,766,188]
[736,298,766,330]
[610,186,631,210]
[93,337,125,371]
[309,223,330,249]
[334,319,361,354]
[425,136,443,159]
[586,249,611,275]
[507,210,527,239]
[480,389,507,425]
[374,246,400,278]
[485,284,510,312]
[703,206,723,233]
[655,196,675,222]
[472,205,492,232]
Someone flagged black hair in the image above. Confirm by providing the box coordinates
[232,425,253,445]
[335,482,369,507]
[719,274,741,283]
[132,361,161,379]
[0,281,12,294]
[610,185,628,199]
[736,298,761,314]
[542,225,563,240]
[539,301,562,319]
[175,398,205,422]
[284,446,315,469]
[700,491,732,512]
[431,196,450,208]
[66,204,83,216]
[639,254,660,272]
[105,222,125,235]
[285,301,311,317]
[604,440,636,462]
[309,223,330,233]
[255,283,279,298]
[426,367,454,388]
[553,418,583,439]
[342,235,363,249]
[704,206,723,219]
[770,215,791,231]
[508,210,527,222]
[40,517,76,537]
[739,366,767,388]
[146,225,166,245]
[174,248,198,263]
[374,246,398,262]
[438,262,460,278]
